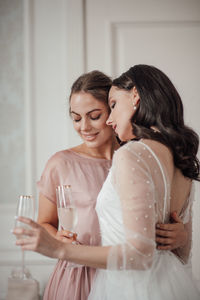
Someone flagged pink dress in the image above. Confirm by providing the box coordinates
[37,149,111,300]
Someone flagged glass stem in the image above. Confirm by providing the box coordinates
[22,250,25,279]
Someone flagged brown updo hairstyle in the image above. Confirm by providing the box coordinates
[112,64,200,181]
[69,70,112,111]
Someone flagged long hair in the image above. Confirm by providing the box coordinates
[112,64,200,181]
[69,70,112,110]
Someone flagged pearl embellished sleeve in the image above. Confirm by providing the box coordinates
[107,141,167,270]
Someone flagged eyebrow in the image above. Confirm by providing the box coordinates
[70,109,102,116]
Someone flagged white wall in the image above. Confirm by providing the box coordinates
[0,1,86,298]
[0,0,70,298]
[0,0,25,203]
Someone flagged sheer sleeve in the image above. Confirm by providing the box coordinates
[173,183,194,264]
[107,142,161,271]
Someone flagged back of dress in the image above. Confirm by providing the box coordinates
[89,139,200,300]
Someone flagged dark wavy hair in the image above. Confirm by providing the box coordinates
[112,64,200,181]
[69,70,112,110]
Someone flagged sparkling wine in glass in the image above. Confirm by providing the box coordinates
[13,195,35,279]
[56,185,80,268]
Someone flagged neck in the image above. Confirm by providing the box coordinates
[76,136,119,160]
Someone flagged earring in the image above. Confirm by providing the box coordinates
[133,105,137,110]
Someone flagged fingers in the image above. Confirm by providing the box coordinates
[14,230,37,251]
[156,222,182,231]
[13,226,40,251]
[156,223,172,231]
[156,236,173,245]
[16,217,39,229]
[16,237,32,247]
[58,235,77,244]
[156,229,175,238]
[170,211,182,223]
[13,227,36,237]
[12,223,63,258]
[58,230,77,239]
[156,215,187,251]
[157,245,172,250]
[64,231,77,239]
[56,230,78,244]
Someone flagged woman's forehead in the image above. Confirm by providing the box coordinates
[70,92,108,113]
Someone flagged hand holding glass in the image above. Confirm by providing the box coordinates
[56,185,80,267]
[14,195,35,279]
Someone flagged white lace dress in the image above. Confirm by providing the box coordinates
[88,140,200,300]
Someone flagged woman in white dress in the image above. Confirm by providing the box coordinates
[14,64,200,300]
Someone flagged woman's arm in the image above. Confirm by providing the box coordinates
[38,193,75,243]
[14,217,109,269]
[37,193,58,237]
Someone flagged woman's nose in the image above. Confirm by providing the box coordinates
[81,119,91,131]
[106,115,112,126]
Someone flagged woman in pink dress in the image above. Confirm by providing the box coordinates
[37,71,118,299]
[35,70,188,300]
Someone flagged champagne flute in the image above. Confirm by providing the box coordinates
[56,185,80,268]
[13,195,35,279]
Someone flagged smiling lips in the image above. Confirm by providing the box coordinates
[82,132,99,141]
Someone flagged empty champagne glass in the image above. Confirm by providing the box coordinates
[56,185,80,268]
[13,195,35,279]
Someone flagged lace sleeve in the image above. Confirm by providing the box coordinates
[107,142,159,271]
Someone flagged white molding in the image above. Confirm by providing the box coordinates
[109,20,200,77]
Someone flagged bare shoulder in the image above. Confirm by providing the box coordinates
[172,168,192,199]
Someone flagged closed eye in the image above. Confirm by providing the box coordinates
[110,102,116,109]
[90,114,101,120]
[72,115,101,122]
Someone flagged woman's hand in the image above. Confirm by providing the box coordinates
[13,217,66,259]
[56,229,78,244]
[156,211,188,250]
